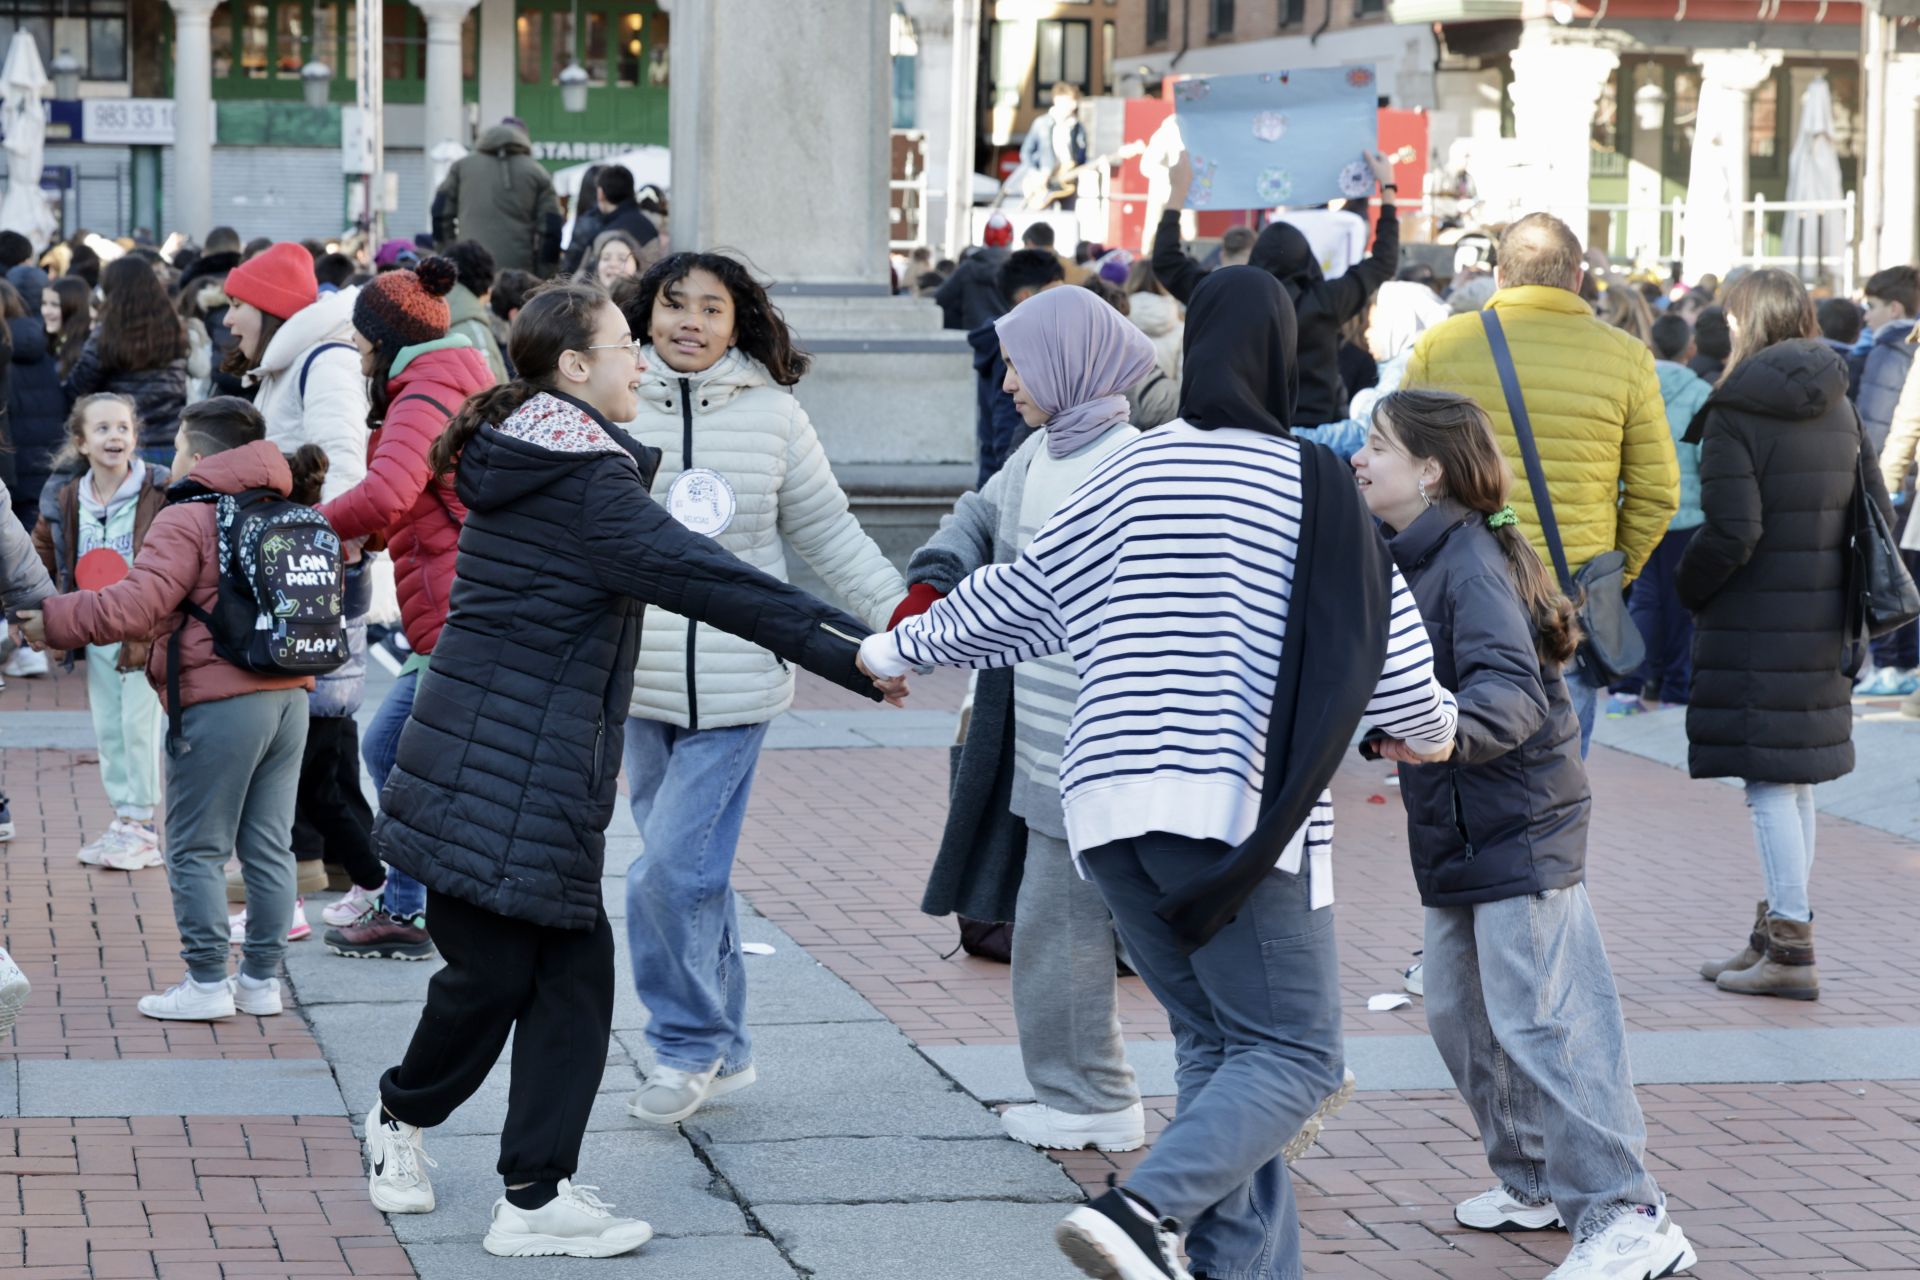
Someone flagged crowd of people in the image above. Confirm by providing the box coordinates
[0,132,1911,1279]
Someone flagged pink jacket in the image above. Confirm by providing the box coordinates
[43,441,315,708]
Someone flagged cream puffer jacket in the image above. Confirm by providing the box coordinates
[246,287,369,503]
[623,347,906,728]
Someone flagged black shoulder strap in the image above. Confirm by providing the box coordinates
[299,342,356,400]
[393,392,453,418]
[166,599,217,758]
[1481,310,1574,594]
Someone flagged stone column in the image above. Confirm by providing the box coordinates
[476,0,516,130]
[1877,56,1920,274]
[167,0,218,240]
[1683,48,1781,281]
[415,0,479,190]
[1506,35,1617,245]
[668,0,974,471]
[901,0,954,254]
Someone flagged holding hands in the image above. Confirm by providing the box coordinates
[855,652,911,708]
[11,610,44,652]
[1376,737,1453,766]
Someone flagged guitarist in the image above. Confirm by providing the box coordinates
[1010,84,1087,212]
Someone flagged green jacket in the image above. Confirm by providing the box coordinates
[448,284,508,384]
[432,124,561,276]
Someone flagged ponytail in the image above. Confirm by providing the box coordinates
[1489,522,1582,666]
[427,279,610,480]
[283,443,331,506]
[430,383,540,479]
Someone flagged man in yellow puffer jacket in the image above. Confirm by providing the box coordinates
[1405,213,1679,752]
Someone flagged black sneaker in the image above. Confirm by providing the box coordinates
[0,794,13,841]
[1055,1184,1191,1280]
[324,910,436,960]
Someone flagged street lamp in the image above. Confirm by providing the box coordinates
[49,49,79,100]
[301,60,333,109]
[559,60,589,112]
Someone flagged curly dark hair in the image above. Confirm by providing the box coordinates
[620,251,810,387]
[95,257,187,374]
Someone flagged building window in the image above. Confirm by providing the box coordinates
[1101,20,1114,94]
[1034,18,1090,106]
[1280,0,1305,25]
[1355,0,1386,13]
[1208,0,1233,37]
[0,0,125,83]
[890,3,917,129]
[1146,0,1169,45]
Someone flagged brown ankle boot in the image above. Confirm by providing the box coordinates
[1716,916,1819,1001]
[1700,900,1769,981]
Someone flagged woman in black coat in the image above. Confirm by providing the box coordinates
[363,282,900,1258]
[1680,268,1891,1003]
[61,258,188,464]
[4,281,68,530]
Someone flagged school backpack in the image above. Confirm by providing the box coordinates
[165,487,349,753]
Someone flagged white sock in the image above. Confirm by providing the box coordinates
[188,977,227,993]
[237,973,274,989]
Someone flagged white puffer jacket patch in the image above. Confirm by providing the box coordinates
[623,347,906,729]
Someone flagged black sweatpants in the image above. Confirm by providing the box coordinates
[380,889,615,1184]
[292,715,384,889]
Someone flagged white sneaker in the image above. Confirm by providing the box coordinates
[230,974,283,1016]
[78,822,129,866]
[3,645,48,677]
[365,1100,437,1214]
[138,975,236,1021]
[1003,1102,1146,1152]
[321,883,385,927]
[482,1181,654,1259]
[99,822,163,871]
[1404,957,1425,997]
[1547,1207,1697,1279]
[1456,1185,1565,1232]
[0,946,30,1036]
[627,1061,757,1125]
[230,902,311,945]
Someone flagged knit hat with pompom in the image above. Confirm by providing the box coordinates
[353,254,458,351]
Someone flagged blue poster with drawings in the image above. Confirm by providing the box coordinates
[1173,65,1380,211]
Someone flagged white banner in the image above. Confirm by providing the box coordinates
[83,99,177,146]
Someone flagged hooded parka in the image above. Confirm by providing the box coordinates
[1677,338,1887,784]
[431,122,563,276]
[375,391,882,931]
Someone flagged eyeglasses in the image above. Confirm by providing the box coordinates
[583,340,646,359]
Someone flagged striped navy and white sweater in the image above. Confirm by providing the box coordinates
[863,422,1458,908]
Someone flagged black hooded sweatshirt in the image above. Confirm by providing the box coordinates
[1154,268,1400,949]
[1153,203,1398,427]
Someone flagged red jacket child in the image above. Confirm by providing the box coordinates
[42,441,314,706]
[317,344,494,655]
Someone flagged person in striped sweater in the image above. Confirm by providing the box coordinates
[859,267,1459,1280]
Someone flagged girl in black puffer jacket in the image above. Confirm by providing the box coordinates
[363,282,893,1259]
[1681,269,1892,1003]
[1353,389,1695,1275]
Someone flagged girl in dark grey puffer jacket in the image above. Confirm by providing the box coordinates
[1351,389,1697,1276]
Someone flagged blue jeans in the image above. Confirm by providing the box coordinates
[1563,666,1598,759]
[362,668,426,919]
[1083,833,1343,1280]
[624,716,771,1075]
[1619,527,1697,703]
[1744,780,1816,923]
[1423,885,1661,1241]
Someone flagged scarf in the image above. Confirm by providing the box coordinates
[994,285,1158,458]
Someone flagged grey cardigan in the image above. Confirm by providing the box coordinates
[0,478,53,614]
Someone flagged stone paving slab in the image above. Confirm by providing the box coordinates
[624,1022,1005,1144]
[704,1135,1082,1206]
[383,1130,750,1246]
[755,1201,1085,1280]
[402,1235,801,1279]
[765,708,960,751]
[16,1057,345,1115]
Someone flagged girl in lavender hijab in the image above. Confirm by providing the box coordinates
[891,284,1158,1154]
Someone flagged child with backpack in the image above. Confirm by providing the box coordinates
[1350,388,1695,1280]
[20,396,348,1022]
[30,393,171,870]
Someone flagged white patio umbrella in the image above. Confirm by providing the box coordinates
[1781,76,1845,282]
[0,33,56,252]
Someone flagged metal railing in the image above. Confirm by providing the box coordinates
[1585,194,1856,293]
